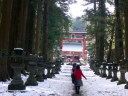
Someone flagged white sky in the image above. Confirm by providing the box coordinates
[68,0,114,18]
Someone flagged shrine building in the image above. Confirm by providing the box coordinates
[61,30,87,62]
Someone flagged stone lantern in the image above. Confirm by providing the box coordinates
[93,60,97,74]
[125,59,128,89]
[36,56,44,82]
[0,50,8,57]
[117,59,127,85]
[101,62,107,78]
[51,62,56,77]
[111,62,118,82]
[8,48,25,90]
[95,62,100,75]
[47,62,52,78]
[42,62,47,79]
[106,62,113,79]
[55,59,61,74]
[25,54,38,86]
[99,63,103,76]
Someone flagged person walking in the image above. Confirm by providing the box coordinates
[71,63,76,84]
[74,65,87,94]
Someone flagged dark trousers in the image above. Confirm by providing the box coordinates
[75,86,80,94]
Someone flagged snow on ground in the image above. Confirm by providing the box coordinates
[0,63,128,96]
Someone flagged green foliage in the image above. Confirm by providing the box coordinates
[83,0,114,61]
[72,17,86,31]
[40,0,71,59]
[47,2,70,56]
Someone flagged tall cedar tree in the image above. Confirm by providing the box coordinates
[35,0,43,55]
[98,0,106,62]
[42,0,49,61]
[124,0,128,69]
[25,0,37,54]
[115,0,124,61]
[0,0,13,81]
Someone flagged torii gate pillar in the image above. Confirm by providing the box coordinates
[83,35,87,60]
[61,38,63,54]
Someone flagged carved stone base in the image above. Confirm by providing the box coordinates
[8,84,25,90]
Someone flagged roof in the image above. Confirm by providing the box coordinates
[69,30,86,34]
[63,30,86,34]
[62,44,83,52]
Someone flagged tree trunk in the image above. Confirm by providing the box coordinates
[21,0,29,49]
[42,0,49,61]
[0,0,2,17]
[94,0,100,61]
[107,21,115,62]
[25,0,37,54]
[98,0,106,62]
[35,0,43,55]
[9,0,22,50]
[124,0,128,69]
[0,0,13,81]
[115,0,124,61]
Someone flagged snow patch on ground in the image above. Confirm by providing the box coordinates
[0,63,128,96]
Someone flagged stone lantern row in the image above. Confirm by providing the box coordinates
[89,59,128,89]
[2,48,63,90]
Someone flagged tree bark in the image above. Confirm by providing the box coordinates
[42,0,49,61]
[25,0,37,54]
[0,0,13,81]
[35,0,43,55]
[107,21,115,62]
[124,0,128,69]
[98,0,106,62]
[21,0,29,48]
[115,0,124,61]
[9,0,21,50]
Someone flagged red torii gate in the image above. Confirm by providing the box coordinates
[61,31,87,61]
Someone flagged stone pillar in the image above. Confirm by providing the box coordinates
[8,48,25,90]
